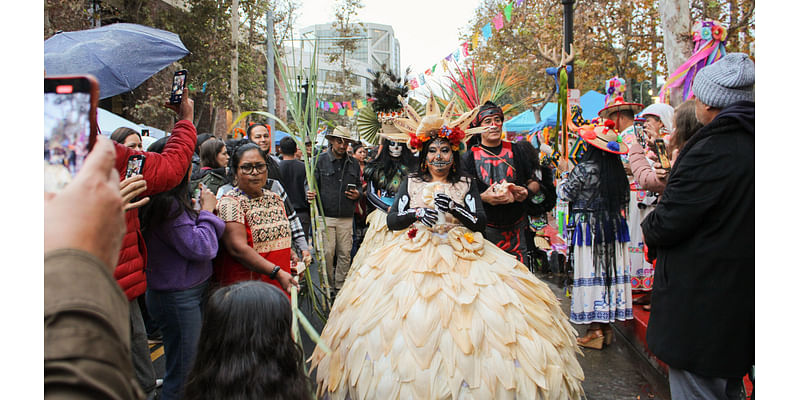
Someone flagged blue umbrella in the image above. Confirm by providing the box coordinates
[44,23,190,99]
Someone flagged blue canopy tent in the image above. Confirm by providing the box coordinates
[272,129,290,147]
[503,109,541,132]
[525,90,608,132]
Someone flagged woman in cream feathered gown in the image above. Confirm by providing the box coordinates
[311,97,584,400]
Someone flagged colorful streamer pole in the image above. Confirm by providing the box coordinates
[659,20,728,103]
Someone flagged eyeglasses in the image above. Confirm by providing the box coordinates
[238,163,267,174]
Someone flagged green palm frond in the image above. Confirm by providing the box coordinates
[356,104,380,145]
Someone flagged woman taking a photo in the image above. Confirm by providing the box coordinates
[139,140,226,400]
[626,103,673,308]
[215,143,299,295]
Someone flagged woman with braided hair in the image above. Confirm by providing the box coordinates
[557,121,633,350]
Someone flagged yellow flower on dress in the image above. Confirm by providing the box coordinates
[464,232,474,243]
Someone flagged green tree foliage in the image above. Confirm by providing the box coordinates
[45,0,299,134]
[464,0,663,112]
[464,0,753,116]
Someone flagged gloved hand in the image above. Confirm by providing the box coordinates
[412,207,438,227]
[434,193,478,225]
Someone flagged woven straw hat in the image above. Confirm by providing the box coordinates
[578,121,628,155]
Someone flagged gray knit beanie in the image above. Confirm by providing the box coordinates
[692,52,754,109]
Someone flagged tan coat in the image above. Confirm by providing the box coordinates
[45,249,144,400]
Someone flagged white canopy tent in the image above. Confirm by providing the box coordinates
[97,108,167,139]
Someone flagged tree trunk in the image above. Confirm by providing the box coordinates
[231,0,240,115]
[659,0,693,106]
[728,0,740,51]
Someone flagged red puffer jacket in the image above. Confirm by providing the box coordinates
[113,119,197,300]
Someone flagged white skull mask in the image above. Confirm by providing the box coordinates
[388,141,403,158]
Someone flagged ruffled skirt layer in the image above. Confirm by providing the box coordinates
[348,210,403,277]
[311,225,584,400]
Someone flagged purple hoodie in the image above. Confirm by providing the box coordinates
[144,207,226,291]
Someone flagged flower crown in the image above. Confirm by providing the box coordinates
[392,94,489,152]
[408,125,466,151]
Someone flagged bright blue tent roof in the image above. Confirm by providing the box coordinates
[524,90,608,133]
[503,103,558,132]
[272,130,290,146]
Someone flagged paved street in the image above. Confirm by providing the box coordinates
[147,257,665,399]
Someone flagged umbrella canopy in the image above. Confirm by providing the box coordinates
[97,108,166,139]
[45,23,189,99]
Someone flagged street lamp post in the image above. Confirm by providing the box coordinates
[639,81,652,105]
[562,0,575,88]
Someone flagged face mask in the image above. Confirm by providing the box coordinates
[388,141,403,158]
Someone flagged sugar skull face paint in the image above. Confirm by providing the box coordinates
[388,140,403,158]
[426,138,453,173]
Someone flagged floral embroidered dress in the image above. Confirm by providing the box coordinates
[558,160,634,324]
[214,188,292,295]
[619,125,656,291]
[310,177,584,399]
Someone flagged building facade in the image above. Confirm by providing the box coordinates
[293,22,402,99]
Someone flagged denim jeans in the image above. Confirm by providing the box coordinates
[146,281,208,400]
[129,300,157,397]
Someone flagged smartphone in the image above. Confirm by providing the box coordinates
[125,154,146,178]
[193,187,202,211]
[44,75,99,192]
[633,119,646,147]
[141,128,149,137]
[169,69,188,105]
[654,139,671,171]
[346,183,357,192]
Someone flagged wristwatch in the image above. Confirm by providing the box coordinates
[269,265,282,280]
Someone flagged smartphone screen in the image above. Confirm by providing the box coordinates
[170,70,187,105]
[633,120,646,147]
[44,76,98,192]
[655,139,671,170]
[125,155,145,178]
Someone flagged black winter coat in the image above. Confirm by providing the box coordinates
[641,101,754,378]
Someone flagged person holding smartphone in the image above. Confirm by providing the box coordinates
[624,103,674,307]
[45,136,146,400]
[306,126,362,294]
[139,137,225,400]
[111,90,198,399]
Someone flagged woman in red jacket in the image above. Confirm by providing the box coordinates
[112,94,197,398]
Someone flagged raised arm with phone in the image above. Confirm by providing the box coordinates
[111,86,197,301]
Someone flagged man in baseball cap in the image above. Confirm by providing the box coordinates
[642,52,754,399]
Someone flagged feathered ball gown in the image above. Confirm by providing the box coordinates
[311,178,584,399]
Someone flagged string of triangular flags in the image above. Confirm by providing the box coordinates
[316,98,374,116]
[409,0,526,90]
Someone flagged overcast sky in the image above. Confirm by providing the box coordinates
[293,0,484,77]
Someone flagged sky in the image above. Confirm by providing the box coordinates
[292,0,484,77]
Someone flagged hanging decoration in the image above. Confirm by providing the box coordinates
[659,20,728,103]
[409,0,531,91]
